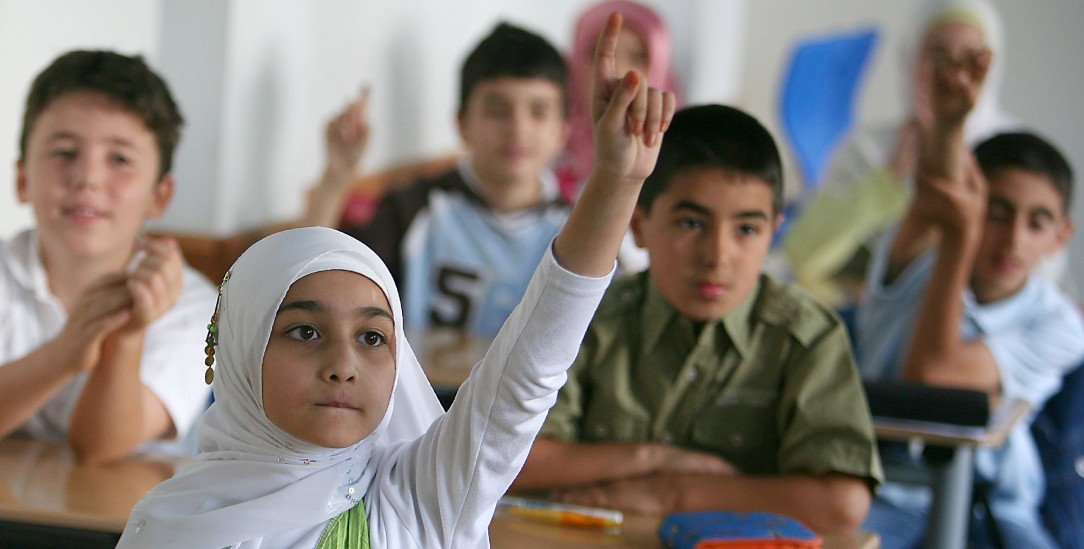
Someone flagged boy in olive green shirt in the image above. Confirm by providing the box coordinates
[513,105,882,536]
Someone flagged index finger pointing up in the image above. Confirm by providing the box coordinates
[591,12,624,122]
[594,12,622,84]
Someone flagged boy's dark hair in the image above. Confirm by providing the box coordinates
[974,132,1074,215]
[640,104,783,215]
[19,50,184,180]
[458,22,568,115]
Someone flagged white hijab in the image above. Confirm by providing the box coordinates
[904,0,1016,145]
[117,227,444,548]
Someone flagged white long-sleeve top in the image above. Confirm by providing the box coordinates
[367,246,612,548]
[118,228,612,549]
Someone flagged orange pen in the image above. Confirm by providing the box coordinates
[497,496,624,530]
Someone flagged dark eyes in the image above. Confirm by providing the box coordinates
[677,217,704,230]
[287,325,319,341]
[49,148,132,166]
[285,325,386,348]
[483,104,555,120]
[986,205,1056,232]
[359,331,386,347]
[51,148,76,160]
[676,218,761,236]
[986,201,1010,221]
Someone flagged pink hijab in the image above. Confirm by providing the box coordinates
[557,0,683,202]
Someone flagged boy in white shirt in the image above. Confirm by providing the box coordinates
[0,50,217,464]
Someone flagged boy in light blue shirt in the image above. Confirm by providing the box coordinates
[855,40,1084,549]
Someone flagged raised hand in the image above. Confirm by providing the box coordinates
[887,116,925,181]
[589,12,676,184]
[324,87,372,187]
[913,157,988,240]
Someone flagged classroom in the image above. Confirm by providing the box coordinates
[1,1,1082,548]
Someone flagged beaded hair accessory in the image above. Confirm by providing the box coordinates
[204,270,231,385]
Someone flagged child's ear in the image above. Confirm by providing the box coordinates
[630,205,647,248]
[1051,217,1074,254]
[146,174,175,219]
[15,160,28,204]
[773,213,785,233]
[455,110,469,146]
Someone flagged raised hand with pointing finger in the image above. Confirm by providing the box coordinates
[589,12,676,187]
[552,11,676,278]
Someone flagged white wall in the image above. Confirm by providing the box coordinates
[0,0,744,238]
[2,0,1082,289]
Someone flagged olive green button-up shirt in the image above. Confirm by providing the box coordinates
[542,272,882,484]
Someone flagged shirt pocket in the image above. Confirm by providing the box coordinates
[583,401,650,442]
[690,389,779,473]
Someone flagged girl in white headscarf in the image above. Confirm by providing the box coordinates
[115,12,675,549]
[783,0,1017,308]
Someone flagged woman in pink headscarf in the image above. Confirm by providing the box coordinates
[557,0,683,203]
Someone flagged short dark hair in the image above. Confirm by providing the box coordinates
[19,50,184,180]
[458,22,568,115]
[974,132,1074,215]
[640,104,783,215]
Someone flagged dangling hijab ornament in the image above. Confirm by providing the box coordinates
[203,270,230,385]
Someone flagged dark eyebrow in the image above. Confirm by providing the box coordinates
[988,195,1058,222]
[480,92,510,104]
[671,200,713,216]
[671,200,770,221]
[46,130,136,148]
[359,306,394,322]
[277,300,322,316]
[1020,200,1057,222]
[276,300,393,322]
[733,210,771,221]
[1031,209,1057,222]
[45,131,78,142]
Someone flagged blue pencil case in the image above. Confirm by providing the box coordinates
[658,511,822,549]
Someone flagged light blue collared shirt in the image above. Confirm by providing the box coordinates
[856,227,1084,516]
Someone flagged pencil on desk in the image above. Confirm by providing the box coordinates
[497,496,623,530]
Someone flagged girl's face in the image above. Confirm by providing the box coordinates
[262,269,396,448]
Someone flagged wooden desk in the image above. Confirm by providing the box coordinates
[0,438,876,548]
[407,327,491,391]
[0,437,181,548]
[491,510,879,549]
[871,398,1029,549]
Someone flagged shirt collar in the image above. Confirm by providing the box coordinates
[457,156,560,203]
[3,229,53,303]
[965,275,1042,334]
[641,274,761,361]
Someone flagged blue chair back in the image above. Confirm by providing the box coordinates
[779,27,878,190]
[773,27,878,247]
